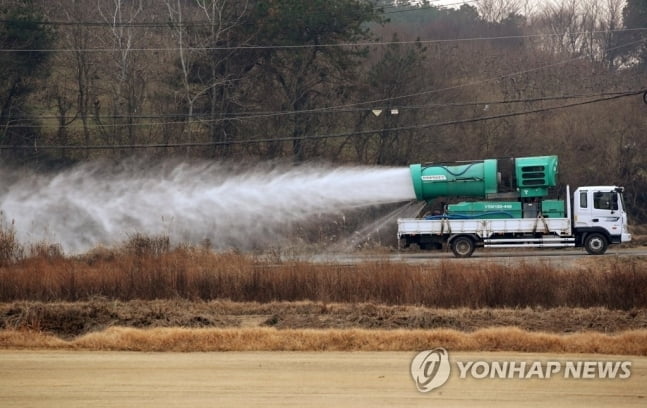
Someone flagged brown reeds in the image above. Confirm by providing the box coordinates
[0,244,645,309]
[0,217,23,267]
[2,300,645,337]
[1,326,646,355]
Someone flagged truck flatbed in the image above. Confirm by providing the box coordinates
[397,216,572,238]
[397,216,576,257]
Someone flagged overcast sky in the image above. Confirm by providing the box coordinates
[434,0,625,12]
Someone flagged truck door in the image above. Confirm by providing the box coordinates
[590,190,624,240]
[591,191,618,220]
[575,189,620,228]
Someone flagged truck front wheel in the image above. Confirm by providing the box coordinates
[584,233,608,255]
[451,236,475,258]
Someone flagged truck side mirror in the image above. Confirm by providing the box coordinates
[611,194,619,211]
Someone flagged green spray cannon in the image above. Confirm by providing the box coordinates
[409,155,559,201]
[409,159,499,200]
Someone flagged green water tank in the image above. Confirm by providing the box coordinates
[447,201,522,219]
[410,159,499,201]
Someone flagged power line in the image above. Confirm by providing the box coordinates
[0,28,645,53]
[1,89,642,150]
[4,90,637,124]
[188,36,645,124]
[0,19,642,135]
[319,36,647,112]
[2,36,643,130]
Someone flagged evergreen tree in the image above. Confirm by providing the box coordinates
[622,0,647,67]
[0,1,54,162]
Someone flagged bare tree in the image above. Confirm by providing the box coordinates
[541,0,581,56]
[58,0,99,155]
[600,0,625,70]
[164,0,198,141]
[194,0,248,155]
[518,0,538,18]
[164,0,249,154]
[96,0,148,150]
[533,0,625,67]
[477,0,521,22]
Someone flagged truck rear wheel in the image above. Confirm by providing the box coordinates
[584,233,608,255]
[451,236,475,258]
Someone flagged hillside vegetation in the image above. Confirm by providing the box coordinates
[1,0,646,217]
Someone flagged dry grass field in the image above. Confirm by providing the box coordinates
[1,232,646,406]
[2,300,646,336]
[0,232,646,354]
[1,326,647,354]
[0,236,645,309]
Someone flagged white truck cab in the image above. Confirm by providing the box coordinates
[573,186,631,254]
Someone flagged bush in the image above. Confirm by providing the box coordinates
[0,215,24,266]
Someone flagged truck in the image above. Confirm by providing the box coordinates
[397,155,631,257]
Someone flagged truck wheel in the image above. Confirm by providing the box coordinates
[451,236,475,258]
[584,233,608,255]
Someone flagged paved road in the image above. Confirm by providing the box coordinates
[0,351,644,408]
[305,247,647,267]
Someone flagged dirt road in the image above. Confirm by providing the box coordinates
[0,351,644,407]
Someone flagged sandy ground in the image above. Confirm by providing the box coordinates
[0,351,645,408]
